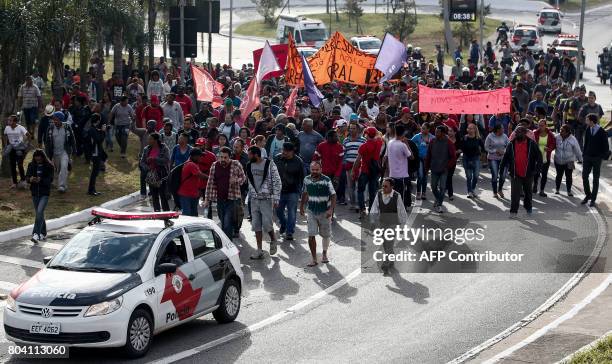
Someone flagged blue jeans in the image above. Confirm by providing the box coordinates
[105,125,114,150]
[32,196,49,236]
[358,172,379,211]
[463,157,481,193]
[217,199,236,239]
[22,107,38,128]
[488,159,506,193]
[430,171,447,206]
[416,158,428,193]
[180,196,199,216]
[276,192,299,235]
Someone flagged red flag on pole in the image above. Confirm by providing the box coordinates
[284,87,298,117]
[191,64,224,108]
[239,41,281,123]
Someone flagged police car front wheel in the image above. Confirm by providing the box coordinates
[123,308,153,358]
[213,278,241,323]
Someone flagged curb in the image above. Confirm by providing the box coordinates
[0,191,142,243]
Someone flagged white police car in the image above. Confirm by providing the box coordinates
[4,208,243,358]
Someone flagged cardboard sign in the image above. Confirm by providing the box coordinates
[285,32,384,86]
[418,85,512,114]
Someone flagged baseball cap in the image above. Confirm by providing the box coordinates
[195,137,206,146]
[52,111,65,122]
[224,97,233,107]
[349,113,359,121]
[365,127,378,138]
[401,107,411,115]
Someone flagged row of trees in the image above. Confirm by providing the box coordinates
[0,0,178,117]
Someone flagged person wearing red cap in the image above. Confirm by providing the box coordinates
[352,126,383,218]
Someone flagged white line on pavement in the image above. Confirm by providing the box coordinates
[482,273,612,364]
[14,240,64,251]
[0,255,43,269]
[149,202,422,364]
[0,281,17,292]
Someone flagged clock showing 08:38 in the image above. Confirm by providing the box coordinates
[452,12,476,21]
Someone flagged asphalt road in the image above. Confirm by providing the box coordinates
[0,162,607,363]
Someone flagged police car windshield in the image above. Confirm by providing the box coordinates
[49,230,156,273]
[360,40,382,50]
[301,28,327,42]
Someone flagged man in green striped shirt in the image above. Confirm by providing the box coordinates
[300,161,336,267]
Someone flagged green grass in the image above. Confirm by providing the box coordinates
[235,13,501,61]
[568,334,612,364]
[0,134,142,231]
[553,0,612,11]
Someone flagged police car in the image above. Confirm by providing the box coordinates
[350,36,382,55]
[4,208,243,358]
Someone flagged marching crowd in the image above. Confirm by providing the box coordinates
[3,40,612,266]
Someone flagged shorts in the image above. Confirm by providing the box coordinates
[307,212,331,238]
[251,198,274,232]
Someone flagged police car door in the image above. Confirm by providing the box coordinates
[153,228,201,330]
[184,226,228,312]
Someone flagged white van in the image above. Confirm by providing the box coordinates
[277,15,328,48]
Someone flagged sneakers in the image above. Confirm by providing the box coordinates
[509,213,518,219]
[448,195,454,201]
[269,241,278,256]
[436,206,443,213]
[416,192,421,200]
[250,250,264,260]
[420,193,426,200]
[467,192,474,199]
[580,197,590,205]
[39,235,47,241]
[285,234,294,241]
[498,190,505,199]
[568,191,574,197]
[539,191,547,197]
[589,200,596,207]
[493,192,499,199]
[31,234,39,243]
[338,200,347,206]
[555,190,560,194]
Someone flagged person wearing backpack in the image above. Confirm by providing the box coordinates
[177,148,208,216]
[352,127,383,219]
[203,147,246,239]
[246,146,282,260]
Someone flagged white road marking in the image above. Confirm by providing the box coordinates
[0,281,17,292]
[16,240,64,251]
[481,273,612,364]
[0,255,43,269]
[150,202,422,364]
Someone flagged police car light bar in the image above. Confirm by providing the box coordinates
[90,208,179,227]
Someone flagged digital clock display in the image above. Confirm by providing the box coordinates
[449,0,477,22]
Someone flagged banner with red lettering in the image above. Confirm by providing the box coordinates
[253,44,288,80]
[418,85,512,114]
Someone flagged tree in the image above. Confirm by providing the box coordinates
[251,0,283,26]
[385,0,417,42]
[344,0,365,33]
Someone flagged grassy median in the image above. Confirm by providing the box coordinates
[235,13,501,61]
[0,134,141,231]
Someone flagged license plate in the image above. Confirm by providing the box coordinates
[29,322,60,335]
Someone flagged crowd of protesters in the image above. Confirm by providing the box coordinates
[3,40,612,263]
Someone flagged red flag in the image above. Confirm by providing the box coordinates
[239,41,280,124]
[239,78,260,126]
[284,87,298,117]
[191,64,224,108]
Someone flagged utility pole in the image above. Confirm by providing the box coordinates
[576,0,586,87]
[179,0,185,83]
[443,0,456,55]
[375,0,377,13]
[229,0,233,67]
[208,0,212,70]
[479,0,484,61]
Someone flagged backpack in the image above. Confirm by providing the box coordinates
[167,163,186,195]
[246,159,271,193]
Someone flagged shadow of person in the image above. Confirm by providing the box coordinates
[312,263,358,304]
[386,269,430,304]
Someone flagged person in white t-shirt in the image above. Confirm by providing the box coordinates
[3,115,30,187]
